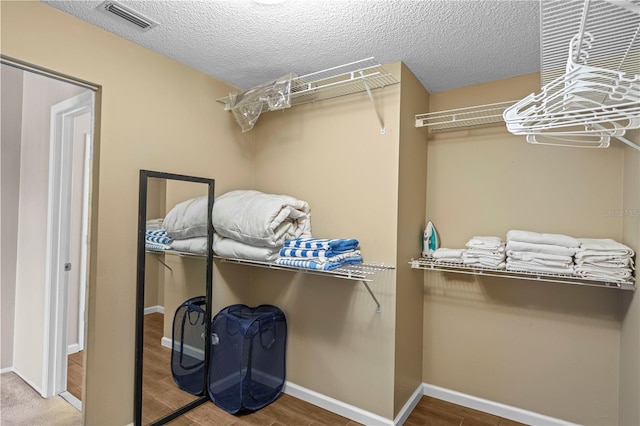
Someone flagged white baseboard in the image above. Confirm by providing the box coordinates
[160,336,205,360]
[0,366,15,374]
[284,381,394,426]
[394,384,423,426]
[423,383,580,426]
[144,305,164,315]
[59,390,82,411]
[161,336,171,349]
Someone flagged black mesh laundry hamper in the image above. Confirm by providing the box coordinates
[208,304,287,414]
[171,296,207,395]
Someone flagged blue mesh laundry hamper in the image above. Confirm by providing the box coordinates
[171,296,207,395]
[208,304,287,414]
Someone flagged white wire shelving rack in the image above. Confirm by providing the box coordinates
[411,257,636,291]
[540,0,640,90]
[415,100,517,133]
[217,57,398,134]
[416,0,640,141]
[501,0,640,150]
[146,248,394,312]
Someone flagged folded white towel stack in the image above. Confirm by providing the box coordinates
[574,238,635,283]
[432,248,466,264]
[505,229,578,274]
[462,236,506,269]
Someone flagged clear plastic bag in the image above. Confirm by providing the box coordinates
[225,73,295,132]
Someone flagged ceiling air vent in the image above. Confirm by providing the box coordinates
[98,1,158,31]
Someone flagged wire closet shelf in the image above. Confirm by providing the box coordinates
[411,257,636,291]
[415,100,518,133]
[217,58,398,133]
[146,248,394,312]
[217,57,397,108]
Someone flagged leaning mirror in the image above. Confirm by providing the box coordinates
[135,170,214,425]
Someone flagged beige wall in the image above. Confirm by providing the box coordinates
[619,132,640,426]
[0,64,23,370]
[393,63,429,416]
[424,74,629,425]
[1,2,253,423]
[249,67,402,419]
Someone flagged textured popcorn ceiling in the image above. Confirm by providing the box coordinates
[41,0,541,93]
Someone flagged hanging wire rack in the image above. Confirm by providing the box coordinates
[540,0,640,89]
[500,0,640,150]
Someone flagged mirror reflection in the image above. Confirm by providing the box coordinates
[137,172,214,425]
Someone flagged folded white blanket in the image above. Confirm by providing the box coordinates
[432,248,466,263]
[164,196,209,239]
[506,259,574,275]
[506,250,573,263]
[463,249,506,261]
[576,258,633,268]
[466,236,504,251]
[575,265,634,282]
[171,237,208,255]
[432,248,466,259]
[212,190,312,248]
[507,229,580,248]
[505,240,577,257]
[212,233,281,261]
[462,258,506,269]
[575,251,635,262]
[576,238,635,256]
[508,255,572,268]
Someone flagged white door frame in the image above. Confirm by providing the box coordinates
[42,90,94,398]
[77,132,92,353]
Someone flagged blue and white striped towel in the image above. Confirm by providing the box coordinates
[278,251,362,264]
[146,229,172,245]
[278,248,356,259]
[146,242,172,251]
[283,238,359,253]
[275,258,343,271]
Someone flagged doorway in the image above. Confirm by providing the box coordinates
[0,59,97,412]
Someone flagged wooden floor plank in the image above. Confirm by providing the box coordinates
[405,397,526,426]
[66,361,83,400]
[66,313,528,426]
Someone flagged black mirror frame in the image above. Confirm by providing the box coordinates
[134,169,215,425]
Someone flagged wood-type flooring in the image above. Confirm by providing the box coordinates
[67,349,83,401]
[67,313,526,426]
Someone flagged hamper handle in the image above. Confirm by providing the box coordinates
[178,308,205,371]
[259,315,276,349]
